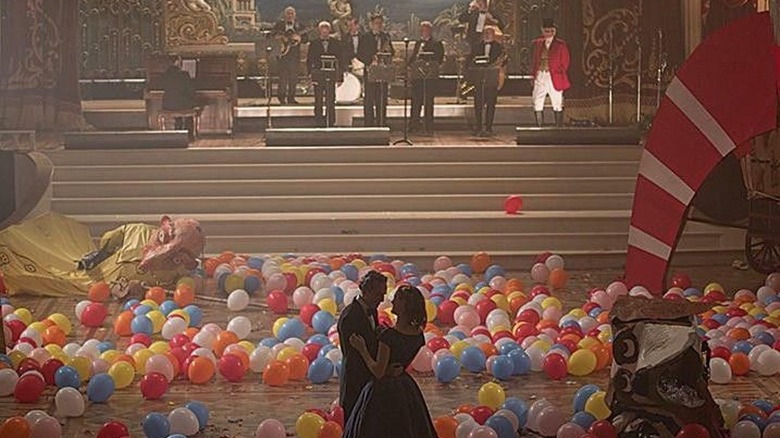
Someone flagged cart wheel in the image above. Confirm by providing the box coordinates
[745,232,780,274]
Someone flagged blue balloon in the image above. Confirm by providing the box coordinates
[484,264,505,282]
[434,355,460,383]
[430,295,445,307]
[474,281,488,290]
[732,340,753,355]
[448,330,467,341]
[312,310,336,335]
[498,341,520,356]
[131,315,153,335]
[259,337,279,348]
[307,334,330,346]
[133,304,152,316]
[183,305,203,327]
[123,299,140,311]
[97,341,115,353]
[742,414,767,430]
[683,287,702,297]
[244,276,262,295]
[490,355,514,381]
[216,272,229,294]
[712,314,729,325]
[308,357,335,384]
[571,411,596,429]
[406,276,421,287]
[277,318,305,341]
[460,346,486,373]
[340,264,359,282]
[456,263,473,277]
[754,399,774,414]
[247,256,264,270]
[54,366,81,389]
[485,415,514,438]
[573,384,601,412]
[330,286,345,306]
[160,300,179,316]
[0,354,12,368]
[433,284,452,299]
[184,401,209,429]
[143,412,171,438]
[756,332,775,346]
[550,343,572,354]
[318,344,337,359]
[86,373,114,403]
[501,397,528,427]
[507,349,531,375]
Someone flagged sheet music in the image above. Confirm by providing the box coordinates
[181,59,197,78]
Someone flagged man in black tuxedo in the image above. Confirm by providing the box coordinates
[307,21,345,128]
[470,25,504,136]
[458,0,504,51]
[358,14,395,127]
[342,16,362,73]
[409,21,444,135]
[160,56,196,132]
[273,6,308,104]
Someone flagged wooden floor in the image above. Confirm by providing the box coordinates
[1,264,776,436]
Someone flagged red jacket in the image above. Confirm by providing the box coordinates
[532,37,571,91]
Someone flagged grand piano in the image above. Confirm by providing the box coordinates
[144,52,237,135]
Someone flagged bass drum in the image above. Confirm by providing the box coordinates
[336,72,362,104]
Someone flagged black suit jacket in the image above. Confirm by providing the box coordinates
[342,32,362,60]
[470,40,505,65]
[337,299,379,419]
[458,7,505,43]
[357,31,395,67]
[160,66,195,111]
[307,37,347,75]
[273,20,308,61]
[410,38,445,65]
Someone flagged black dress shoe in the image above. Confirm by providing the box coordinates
[276,96,286,105]
[485,128,494,136]
[288,99,300,105]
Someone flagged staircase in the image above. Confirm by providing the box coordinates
[44,144,743,270]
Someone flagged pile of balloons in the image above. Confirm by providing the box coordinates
[142,401,209,438]
[271,398,346,438]
[530,253,569,290]
[0,411,62,438]
[113,279,203,338]
[431,383,529,438]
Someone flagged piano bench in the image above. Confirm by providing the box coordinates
[158,108,202,139]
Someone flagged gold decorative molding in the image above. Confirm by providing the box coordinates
[164,0,228,48]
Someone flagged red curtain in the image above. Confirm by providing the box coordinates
[0,0,86,131]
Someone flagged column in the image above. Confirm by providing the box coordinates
[682,0,702,56]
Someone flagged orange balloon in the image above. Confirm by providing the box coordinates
[537,320,558,331]
[424,323,443,337]
[456,404,474,414]
[113,354,135,367]
[504,278,524,293]
[43,325,66,347]
[40,319,56,329]
[214,331,240,357]
[204,258,220,277]
[329,257,346,270]
[174,284,195,307]
[479,343,497,358]
[286,354,309,380]
[434,416,459,438]
[548,268,568,289]
[597,312,610,324]
[165,352,182,377]
[727,328,751,341]
[262,360,290,386]
[729,352,751,376]
[218,251,235,264]
[187,357,215,384]
[146,286,167,305]
[470,252,491,274]
[319,421,343,438]
[0,416,31,438]
[590,344,611,370]
[114,310,134,337]
[739,405,767,419]
[183,327,199,339]
[509,296,527,314]
[88,281,111,302]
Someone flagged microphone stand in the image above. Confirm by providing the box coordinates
[393,37,413,146]
[655,29,667,111]
[635,0,643,124]
[608,27,614,125]
[265,46,274,130]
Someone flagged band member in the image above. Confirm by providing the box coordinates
[160,56,196,133]
[308,21,345,128]
[409,21,444,135]
[358,14,395,127]
[459,0,504,50]
[343,16,362,63]
[470,26,504,136]
[273,6,308,104]
[531,18,570,127]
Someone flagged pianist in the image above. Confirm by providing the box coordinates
[160,56,196,133]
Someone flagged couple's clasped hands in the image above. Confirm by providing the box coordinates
[349,333,405,377]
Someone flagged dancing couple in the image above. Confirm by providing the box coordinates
[337,270,438,438]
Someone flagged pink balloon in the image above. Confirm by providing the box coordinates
[434,256,453,272]
[467,425,498,438]
[256,419,286,438]
[537,406,568,437]
[30,416,62,438]
[531,263,550,283]
[411,347,434,373]
[557,422,586,438]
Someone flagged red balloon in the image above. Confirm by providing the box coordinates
[81,302,108,328]
[97,421,130,438]
[542,352,568,380]
[475,299,497,323]
[671,273,692,290]
[710,346,731,361]
[504,195,523,214]
[16,358,41,375]
[470,406,494,425]
[130,333,152,347]
[437,301,459,326]
[589,420,618,438]
[530,284,550,297]
[169,334,190,348]
[218,354,245,382]
[328,405,345,427]
[516,309,541,326]
[300,304,321,326]
[267,290,289,314]
[6,319,25,342]
[301,343,322,363]
[283,272,297,294]
[41,358,65,386]
[140,372,169,400]
[676,424,710,438]
[427,337,450,353]
[14,374,45,403]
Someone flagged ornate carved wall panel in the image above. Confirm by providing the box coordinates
[512,0,561,74]
[164,0,229,48]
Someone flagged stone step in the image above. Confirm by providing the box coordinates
[52,193,634,215]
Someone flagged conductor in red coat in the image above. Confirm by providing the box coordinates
[531,19,570,127]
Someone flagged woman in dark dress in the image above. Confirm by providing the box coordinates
[343,285,438,438]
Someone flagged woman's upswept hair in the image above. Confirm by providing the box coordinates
[395,285,426,329]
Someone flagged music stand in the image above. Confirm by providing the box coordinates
[410,53,440,135]
[264,46,274,130]
[367,53,395,127]
[393,38,413,146]
[312,55,341,128]
[467,56,499,135]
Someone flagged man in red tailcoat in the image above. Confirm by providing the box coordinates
[531,18,571,127]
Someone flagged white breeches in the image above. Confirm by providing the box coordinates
[533,71,564,111]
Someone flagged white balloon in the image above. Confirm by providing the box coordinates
[20,328,43,346]
[24,410,49,425]
[453,413,474,424]
[75,300,91,321]
[545,254,565,271]
[192,331,216,349]
[125,343,147,356]
[709,357,732,384]
[63,342,82,358]
[227,290,250,312]
[249,346,273,373]
[325,348,343,365]
[13,342,34,356]
[749,344,771,371]
[168,407,200,436]
[30,415,62,438]
[283,338,305,352]
[145,354,175,381]
[763,422,780,438]
[756,349,780,376]
[456,420,478,438]
[526,399,552,431]
[292,287,314,308]
[55,387,85,417]
[162,317,188,340]
[192,348,217,366]
[526,346,545,372]
[227,316,252,340]
[467,426,498,438]
[732,421,762,438]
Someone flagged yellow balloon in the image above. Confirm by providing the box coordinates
[224,274,244,294]
[45,344,64,358]
[133,349,155,374]
[272,317,289,338]
[541,297,562,310]
[452,297,467,307]
[450,340,469,359]
[530,340,551,353]
[8,350,25,368]
[27,321,47,334]
[168,310,191,326]
[584,391,611,420]
[568,350,598,376]
[68,355,92,381]
[238,341,255,355]
[705,282,724,293]
[489,325,510,336]
[140,299,160,310]
[456,283,474,293]
[476,286,491,295]
[568,309,586,319]
[177,277,196,289]
[13,308,33,326]
[578,336,601,350]
[296,412,326,438]
[490,294,509,312]
[108,361,135,389]
[149,341,170,355]
[276,346,298,362]
[318,298,338,315]
[712,306,728,314]
[750,308,765,317]
[351,259,367,270]
[146,311,166,333]
[477,382,506,409]
[47,313,72,335]
[597,331,612,344]
[100,350,121,363]
[425,300,437,323]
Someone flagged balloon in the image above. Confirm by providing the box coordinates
[81,302,108,328]
[0,417,31,438]
[218,354,246,382]
[146,354,175,382]
[96,421,129,438]
[537,406,567,436]
[250,346,274,373]
[467,426,498,438]
[187,357,215,384]
[256,419,286,438]
[227,316,252,340]
[319,421,343,438]
[262,360,290,386]
[527,399,553,431]
[227,289,250,311]
[478,382,506,410]
[434,416,459,438]
[14,374,45,403]
[710,357,732,384]
[0,368,19,396]
[267,290,289,314]
[485,415,514,438]
[312,310,336,334]
[86,373,114,403]
[55,387,85,417]
[490,355,514,381]
[456,420,478,438]
[501,397,529,428]
[168,407,200,436]
[676,424,710,438]
[461,346,486,373]
[296,412,326,438]
[589,420,617,438]
[573,385,601,412]
[140,372,169,400]
[548,268,568,289]
[412,346,435,373]
[584,391,610,420]
[307,357,334,384]
[29,415,61,438]
[558,423,587,438]
[161,318,188,340]
[107,361,135,389]
[504,195,523,214]
[142,413,170,438]
[731,421,761,438]
[184,401,209,430]
[568,349,598,376]
[470,406,494,426]
[542,353,568,380]
[434,355,461,383]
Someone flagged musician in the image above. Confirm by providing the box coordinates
[531,18,570,127]
[469,26,504,136]
[409,21,444,135]
[307,21,345,128]
[273,6,308,105]
[358,14,395,127]
[343,16,362,63]
[459,0,504,50]
[160,56,196,133]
